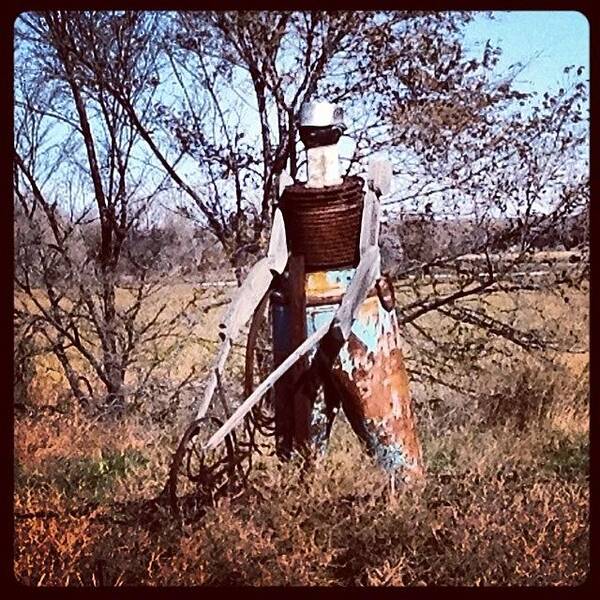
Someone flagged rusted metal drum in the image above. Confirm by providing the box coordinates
[306,269,423,483]
[272,267,424,484]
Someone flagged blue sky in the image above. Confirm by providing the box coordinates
[463,11,589,93]
[340,11,590,182]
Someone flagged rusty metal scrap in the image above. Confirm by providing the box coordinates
[168,102,424,517]
[335,296,423,480]
[272,265,423,482]
[305,273,423,482]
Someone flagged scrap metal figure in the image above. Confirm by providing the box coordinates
[167,100,423,518]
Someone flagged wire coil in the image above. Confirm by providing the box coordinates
[278,176,365,271]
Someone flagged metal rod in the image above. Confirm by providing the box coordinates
[202,319,332,451]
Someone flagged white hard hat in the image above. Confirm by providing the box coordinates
[299,100,345,128]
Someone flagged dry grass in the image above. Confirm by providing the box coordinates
[14,412,589,586]
[13,282,589,586]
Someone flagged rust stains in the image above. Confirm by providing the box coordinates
[331,317,423,478]
[278,176,365,271]
[375,275,396,312]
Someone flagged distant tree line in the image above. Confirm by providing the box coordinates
[16,200,588,285]
[381,210,588,272]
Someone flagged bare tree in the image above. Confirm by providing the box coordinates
[40,12,491,272]
[14,10,588,417]
[160,11,589,399]
[14,12,202,415]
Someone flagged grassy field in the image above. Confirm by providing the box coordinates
[13,280,589,586]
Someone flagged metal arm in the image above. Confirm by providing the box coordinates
[193,201,290,421]
[327,158,392,341]
[198,160,393,444]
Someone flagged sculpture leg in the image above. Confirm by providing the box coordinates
[272,298,339,460]
[304,304,342,456]
[307,386,339,456]
[332,295,424,484]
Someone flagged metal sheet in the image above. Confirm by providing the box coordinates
[272,266,423,483]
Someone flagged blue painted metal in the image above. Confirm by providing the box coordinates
[272,303,293,357]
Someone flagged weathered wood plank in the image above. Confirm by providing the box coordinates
[274,255,307,456]
[195,204,289,421]
[267,208,289,274]
[286,256,311,448]
[194,337,231,420]
[278,169,294,197]
[359,189,381,255]
[332,245,381,340]
[367,158,392,196]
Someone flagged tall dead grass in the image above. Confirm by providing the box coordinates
[14,389,588,585]
[13,284,589,586]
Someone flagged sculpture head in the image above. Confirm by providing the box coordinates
[298,100,346,149]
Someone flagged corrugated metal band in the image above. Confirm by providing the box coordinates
[277,176,365,272]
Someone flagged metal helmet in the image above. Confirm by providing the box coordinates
[299,100,345,130]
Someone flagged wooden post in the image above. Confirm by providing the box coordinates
[273,255,308,457]
[287,255,310,449]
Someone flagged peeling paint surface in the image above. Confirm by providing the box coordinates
[303,269,423,482]
[272,267,423,481]
[305,269,355,305]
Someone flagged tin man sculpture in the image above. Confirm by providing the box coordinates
[167,100,423,519]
